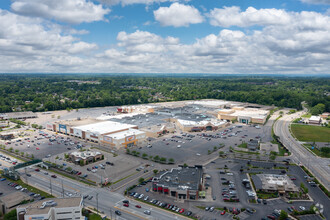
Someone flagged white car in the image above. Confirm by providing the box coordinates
[299,206,305,211]
[177,145,181,148]
[196,153,201,156]
[226,173,234,176]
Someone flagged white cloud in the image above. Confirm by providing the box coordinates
[209,6,291,27]
[300,0,330,5]
[98,0,190,6]
[0,6,330,74]
[153,3,204,27]
[11,0,110,24]
[0,9,98,72]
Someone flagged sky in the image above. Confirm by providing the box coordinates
[0,0,329,74]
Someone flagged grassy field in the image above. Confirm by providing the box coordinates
[291,124,330,142]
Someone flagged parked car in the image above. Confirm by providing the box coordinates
[115,210,121,215]
[51,175,57,178]
[123,203,129,207]
[135,205,141,208]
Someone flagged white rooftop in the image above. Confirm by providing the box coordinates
[70,151,101,159]
[105,129,145,140]
[220,108,269,119]
[73,121,136,135]
[177,119,226,127]
[187,100,229,107]
[309,116,321,121]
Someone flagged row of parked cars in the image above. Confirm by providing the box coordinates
[6,180,45,200]
[129,192,193,217]
[262,206,305,220]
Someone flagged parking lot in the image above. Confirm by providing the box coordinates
[131,123,272,164]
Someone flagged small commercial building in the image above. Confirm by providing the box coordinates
[218,107,270,124]
[254,174,299,194]
[17,197,83,220]
[308,116,322,124]
[69,151,103,165]
[152,165,204,200]
[175,119,227,132]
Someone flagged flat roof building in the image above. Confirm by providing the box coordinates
[69,150,103,165]
[1,111,37,120]
[308,116,321,124]
[253,174,299,194]
[152,165,204,200]
[218,107,270,124]
[176,119,227,132]
[102,128,146,148]
[17,197,83,220]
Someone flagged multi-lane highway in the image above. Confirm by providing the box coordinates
[273,111,330,191]
[18,168,186,220]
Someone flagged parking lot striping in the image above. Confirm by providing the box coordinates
[113,206,148,220]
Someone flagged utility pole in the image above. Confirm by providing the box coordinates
[50,178,53,196]
[96,193,99,214]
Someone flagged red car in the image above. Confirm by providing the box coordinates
[135,205,141,208]
[179,209,184,214]
[51,175,57,178]
[123,203,129,207]
[290,177,296,180]
[36,147,40,150]
[35,168,40,172]
[221,210,226,215]
[77,172,82,175]
[267,215,276,220]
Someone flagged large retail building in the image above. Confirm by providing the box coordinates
[46,119,146,148]
[218,107,270,124]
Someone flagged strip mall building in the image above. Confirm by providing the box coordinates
[46,120,146,149]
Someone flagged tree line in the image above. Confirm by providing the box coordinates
[0,74,329,113]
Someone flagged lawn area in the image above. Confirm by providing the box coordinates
[237,142,247,148]
[301,113,312,118]
[303,144,330,158]
[256,192,279,199]
[291,124,330,142]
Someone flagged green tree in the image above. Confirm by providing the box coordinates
[160,157,167,163]
[142,153,148,158]
[138,178,145,184]
[168,158,175,164]
[79,160,84,166]
[310,103,325,115]
[153,169,159,175]
[279,210,288,220]
[154,155,160,161]
[183,163,188,167]
[4,208,17,220]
